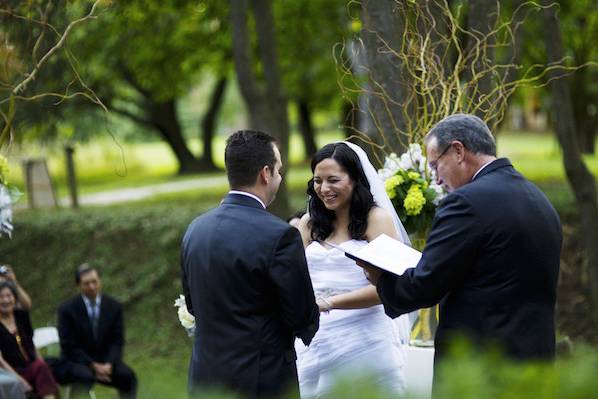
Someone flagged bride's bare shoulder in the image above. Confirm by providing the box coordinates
[367,206,393,223]
[365,206,396,241]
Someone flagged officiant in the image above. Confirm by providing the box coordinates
[362,114,562,372]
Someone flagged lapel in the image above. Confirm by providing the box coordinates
[221,193,266,211]
[76,296,94,341]
[96,297,110,342]
[471,158,512,181]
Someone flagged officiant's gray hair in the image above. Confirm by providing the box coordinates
[425,114,496,156]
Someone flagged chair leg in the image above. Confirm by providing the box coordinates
[60,384,95,399]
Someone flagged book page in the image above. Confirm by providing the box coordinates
[327,234,421,276]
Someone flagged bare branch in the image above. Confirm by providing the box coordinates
[335,0,585,153]
[11,0,103,96]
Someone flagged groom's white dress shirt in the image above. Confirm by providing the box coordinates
[228,190,266,209]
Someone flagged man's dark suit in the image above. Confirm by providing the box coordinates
[56,295,137,398]
[181,193,319,398]
[378,158,562,363]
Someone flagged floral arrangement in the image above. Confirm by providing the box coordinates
[174,294,195,337]
[0,155,20,238]
[379,144,445,237]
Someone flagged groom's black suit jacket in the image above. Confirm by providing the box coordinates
[378,158,562,363]
[181,193,319,398]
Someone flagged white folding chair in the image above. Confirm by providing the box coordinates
[33,327,96,399]
[33,326,60,349]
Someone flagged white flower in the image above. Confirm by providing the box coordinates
[178,306,196,329]
[0,185,13,238]
[378,153,400,181]
[174,294,196,333]
[430,183,446,205]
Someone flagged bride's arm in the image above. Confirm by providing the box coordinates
[318,207,400,311]
[297,214,312,249]
[320,285,380,310]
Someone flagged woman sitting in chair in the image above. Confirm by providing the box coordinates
[0,281,58,399]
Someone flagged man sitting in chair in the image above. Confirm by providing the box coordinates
[54,264,137,398]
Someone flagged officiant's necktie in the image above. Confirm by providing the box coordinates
[90,299,99,341]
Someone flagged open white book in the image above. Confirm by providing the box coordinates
[325,234,422,276]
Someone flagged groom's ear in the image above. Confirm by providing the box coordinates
[257,165,270,185]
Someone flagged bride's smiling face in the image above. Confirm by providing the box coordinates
[313,158,355,212]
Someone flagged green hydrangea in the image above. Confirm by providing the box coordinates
[404,184,426,216]
[0,155,8,185]
[385,175,404,199]
[408,171,421,180]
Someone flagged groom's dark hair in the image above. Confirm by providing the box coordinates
[225,130,277,188]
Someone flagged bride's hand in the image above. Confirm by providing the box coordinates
[316,297,333,313]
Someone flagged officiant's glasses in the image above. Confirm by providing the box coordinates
[429,143,453,172]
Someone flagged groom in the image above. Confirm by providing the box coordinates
[363,114,562,367]
[181,130,319,398]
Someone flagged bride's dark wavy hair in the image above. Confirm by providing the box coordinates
[308,143,375,241]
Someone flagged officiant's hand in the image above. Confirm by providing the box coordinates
[357,261,382,285]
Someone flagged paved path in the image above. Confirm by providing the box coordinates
[59,174,228,206]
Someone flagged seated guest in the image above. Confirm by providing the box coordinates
[0,281,58,399]
[0,264,32,310]
[0,355,26,399]
[55,264,137,399]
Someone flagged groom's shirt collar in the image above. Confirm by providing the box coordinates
[228,190,266,209]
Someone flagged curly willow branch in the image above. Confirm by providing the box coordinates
[0,0,106,148]
[334,0,583,157]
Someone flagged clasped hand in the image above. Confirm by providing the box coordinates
[91,362,113,382]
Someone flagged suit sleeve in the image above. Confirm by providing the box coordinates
[180,234,194,316]
[269,226,320,345]
[377,192,480,317]
[58,304,94,365]
[105,302,124,364]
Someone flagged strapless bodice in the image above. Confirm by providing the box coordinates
[305,239,370,298]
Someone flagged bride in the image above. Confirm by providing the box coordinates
[295,142,412,398]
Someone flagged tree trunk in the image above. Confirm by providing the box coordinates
[147,99,203,175]
[297,100,318,159]
[571,68,597,154]
[341,101,361,141]
[466,0,497,120]
[118,66,204,174]
[542,0,598,323]
[199,76,228,171]
[360,0,408,156]
[502,0,526,87]
[230,0,291,217]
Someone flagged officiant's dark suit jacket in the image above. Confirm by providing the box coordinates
[181,193,319,398]
[378,158,562,363]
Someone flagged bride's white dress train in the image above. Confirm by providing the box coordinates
[295,240,408,398]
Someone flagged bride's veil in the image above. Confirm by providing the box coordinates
[342,141,411,245]
[343,141,416,344]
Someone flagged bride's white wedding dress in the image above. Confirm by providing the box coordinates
[295,239,407,398]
